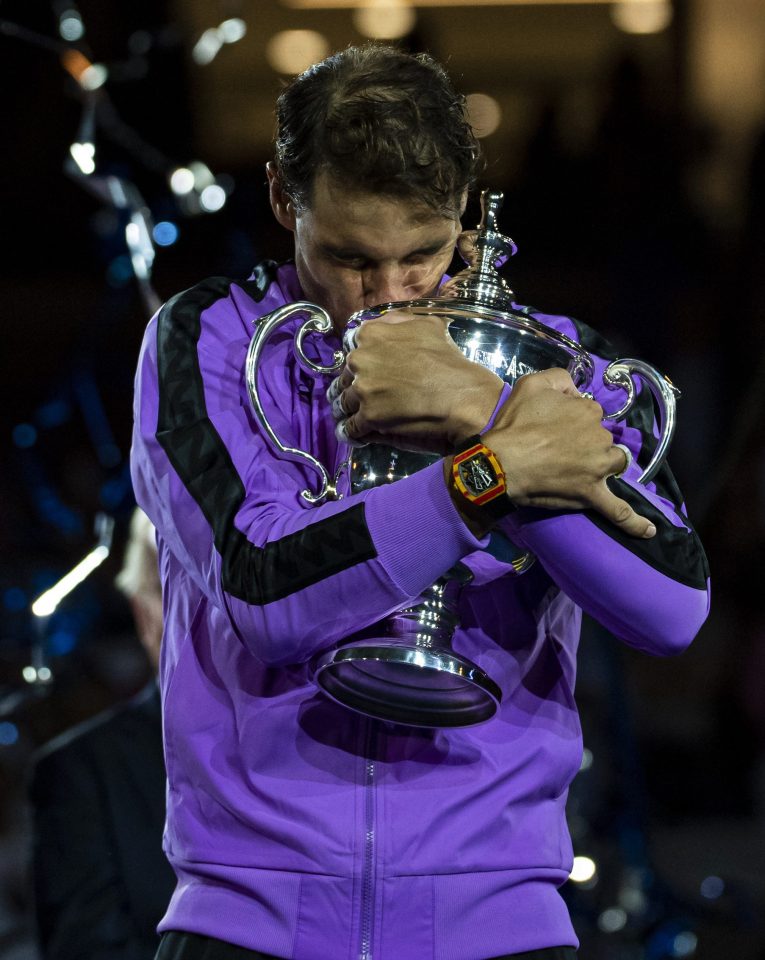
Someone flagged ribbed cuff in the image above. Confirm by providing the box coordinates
[363,460,487,597]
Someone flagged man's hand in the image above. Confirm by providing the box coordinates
[483,369,655,539]
[329,315,654,539]
[328,311,503,454]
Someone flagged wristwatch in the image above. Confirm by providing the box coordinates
[451,435,516,521]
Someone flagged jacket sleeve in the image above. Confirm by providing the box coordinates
[498,311,710,657]
[131,275,484,666]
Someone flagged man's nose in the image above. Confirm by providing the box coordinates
[364,264,411,305]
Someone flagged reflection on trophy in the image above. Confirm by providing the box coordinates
[245,190,679,728]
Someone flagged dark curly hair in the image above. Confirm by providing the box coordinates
[274,44,482,218]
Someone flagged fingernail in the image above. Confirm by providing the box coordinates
[643,523,656,538]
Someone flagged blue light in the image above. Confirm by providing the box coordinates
[153,221,179,246]
[3,587,27,612]
[700,875,724,899]
[106,255,134,288]
[0,722,19,746]
[49,630,77,656]
[672,932,698,957]
[37,399,71,429]
[100,475,130,509]
[12,423,37,448]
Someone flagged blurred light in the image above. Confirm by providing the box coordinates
[49,630,77,656]
[569,856,597,883]
[59,10,84,42]
[266,30,330,75]
[70,141,96,175]
[192,28,223,66]
[672,932,698,957]
[126,220,143,251]
[199,184,227,213]
[60,48,92,84]
[31,544,110,618]
[60,48,108,90]
[128,30,153,55]
[579,747,593,771]
[465,93,502,138]
[169,167,195,195]
[126,219,153,279]
[287,0,619,5]
[611,0,673,34]
[189,161,215,190]
[100,475,131,510]
[700,875,724,899]
[106,255,133,288]
[12,423,37,448]
[3,587,28,612]
[0,722,19,746]
[37,399,71,428]
[619,883,647,914]
[219,18,247,43]
[353,1,416,39]
[192,19,247,66]
[598,907,628,933]
[21,665,53,683]
[153,221,179,246]
[79,63,108,91]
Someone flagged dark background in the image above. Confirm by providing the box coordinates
[1,0,764,957]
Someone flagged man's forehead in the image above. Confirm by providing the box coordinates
[308,169,460,225]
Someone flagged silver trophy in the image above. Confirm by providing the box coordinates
[245,190,679,728]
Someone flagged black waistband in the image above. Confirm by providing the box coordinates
[156,931,577,960]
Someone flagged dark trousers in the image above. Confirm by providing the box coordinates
[156,931,578,960]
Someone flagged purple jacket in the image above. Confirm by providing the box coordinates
[131,261,709,959]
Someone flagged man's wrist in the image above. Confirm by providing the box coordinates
[447,371,505,445]
[445,435,516,532]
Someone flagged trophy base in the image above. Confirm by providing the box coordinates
[313,640,502,728]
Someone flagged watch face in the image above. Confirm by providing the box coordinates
[457,452,500,498]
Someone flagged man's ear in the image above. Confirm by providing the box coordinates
[267,161,296,231]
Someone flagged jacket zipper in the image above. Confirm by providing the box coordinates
[359,721,378,960]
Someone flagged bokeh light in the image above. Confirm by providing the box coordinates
[465,93,502,139]
[569,855,597,883]
[353,1,416,40]
[153,221,180,246]
[611,0,673,34]
[265,30,330,75]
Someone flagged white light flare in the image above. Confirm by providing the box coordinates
[31,545,110,618]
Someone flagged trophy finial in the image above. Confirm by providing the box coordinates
[481,190,504,233]
[441,188,517,307]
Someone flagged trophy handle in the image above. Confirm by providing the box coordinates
[245,301,345,504]
[601,358,681,486]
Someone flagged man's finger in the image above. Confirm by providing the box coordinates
[326,368,355,404]
[331,384,361,422]
[335,414,368,448]
[610,443,632,478]
[589,482,656,539]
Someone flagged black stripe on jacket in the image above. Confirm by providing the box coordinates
[155,263,378,606]
[571,316,709,590]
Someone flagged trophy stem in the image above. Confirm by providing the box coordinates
[312,572,502,728]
